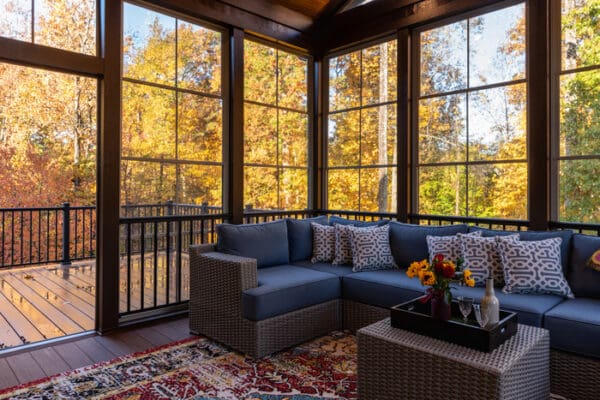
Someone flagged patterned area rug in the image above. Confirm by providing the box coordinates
[0,331,569,399]
[0,332,356,399]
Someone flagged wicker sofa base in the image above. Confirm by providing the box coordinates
[190,299,341,359]
[342,299,389,332]
[551,349,600,400]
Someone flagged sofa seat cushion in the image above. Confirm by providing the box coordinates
[242,265,340,321]
[389,222,469,269]
[293,260,354,277]
[451,285,564,327]
[217,220,289,268]
[343,270,427,308]
[544,298,600,358]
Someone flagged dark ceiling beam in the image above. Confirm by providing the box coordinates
[310,0,351,56]
[218,0,313,32]
[144,0,313,50]
[324,0,507,52]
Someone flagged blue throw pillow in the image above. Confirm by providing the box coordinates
[568,234,600,298]
[389,222,468,269]
[329,215,389,227]
[217,219,289,268]
[286,216,328,262]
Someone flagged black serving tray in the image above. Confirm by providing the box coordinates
[390,296,518,352]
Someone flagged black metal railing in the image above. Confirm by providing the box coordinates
[118,212,228,316]
[0,203,96,268]
[243,205,314,223]
[0,202,223,268]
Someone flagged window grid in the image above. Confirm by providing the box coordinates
[326,38,398,212]
[415,3,527,219]
[243,38,309,211]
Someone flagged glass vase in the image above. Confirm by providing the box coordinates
[430,295,451,321]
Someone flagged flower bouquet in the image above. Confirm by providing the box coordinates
[407,254,475,320]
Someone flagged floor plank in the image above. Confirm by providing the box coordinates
[5,352,45,383]
[75,337,117,364]
[0,358,19,389]
[52,341,94,370]
[29,347,70,377]
[0,290,44,344]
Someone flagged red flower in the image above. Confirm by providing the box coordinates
[434,262,444,273]
[442,264,455,278]
[433,254,444,263]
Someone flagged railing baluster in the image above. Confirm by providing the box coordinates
[176,220,182,303]
[126,222,132,314]
[153,221,158,308]
[140,222,145,310]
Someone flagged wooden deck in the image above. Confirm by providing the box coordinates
[0,255,190,350]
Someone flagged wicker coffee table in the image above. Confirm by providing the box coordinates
[357,318,550,400]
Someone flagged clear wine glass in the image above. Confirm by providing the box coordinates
[457,296,473,322]
[473,304,489,329]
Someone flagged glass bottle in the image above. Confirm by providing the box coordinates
[481,278,499,327]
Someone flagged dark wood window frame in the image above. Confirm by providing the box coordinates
[242,35,313,212]
[410,0,529,221]
[323,34,400,213]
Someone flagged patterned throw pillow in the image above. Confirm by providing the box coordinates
[498,237,574,298]
[461,234,518,287]
[311,223,336,263]
[349,225,396,272]
[333,224,355,265]
[426,231,482,264]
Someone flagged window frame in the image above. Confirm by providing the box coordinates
[410,0,528,220]
[323,33,399,213]
[242,34,313,211]
[120,0,228,210]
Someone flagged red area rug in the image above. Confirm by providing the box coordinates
[0,332,357,399]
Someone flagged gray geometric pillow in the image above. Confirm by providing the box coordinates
[349,225,396,272]
[333,224,354,265]
[461,234,518,287]
[311,222,336,263]
[426,231,482,264]
[498,237,574,298]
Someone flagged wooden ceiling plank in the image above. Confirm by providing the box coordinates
[218,0,313,31]
[144,0,313,50]
[324,0,507,52]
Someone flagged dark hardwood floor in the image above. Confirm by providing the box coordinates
[0,315,192,391]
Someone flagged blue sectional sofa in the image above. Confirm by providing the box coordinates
[189,216,600,399]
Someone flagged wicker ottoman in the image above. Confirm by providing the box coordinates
[357,319,550,400]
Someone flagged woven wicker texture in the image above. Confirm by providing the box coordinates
[343,299,389,332]
[189,246,342,358]
[551,349,600,400]
[357,319,550,400]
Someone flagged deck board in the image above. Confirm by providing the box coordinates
[0,254,190,351]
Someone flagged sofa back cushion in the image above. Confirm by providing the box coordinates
[286,216,328,262]
[568,233,600,298]
[469,226,573,272]
[217,219,289,268]
[389,222,468,269]
[329,215,388,227]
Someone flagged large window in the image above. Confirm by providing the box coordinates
[558,0,600,223]
[121,3,223,212]
[0,0,96,55]
[244,39,309,211]
[327,39,398,212]
[416,3,527,219]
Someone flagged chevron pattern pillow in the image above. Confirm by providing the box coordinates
[311,223,336,263]
[498,237,574,298]
[349,225,395,272]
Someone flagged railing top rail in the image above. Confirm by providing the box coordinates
[549,220,600,231]
[119,213,230,224]
[243,209,313,217]
[408,213,530,227]
[318,209,395,219]
[0,205,96,212]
